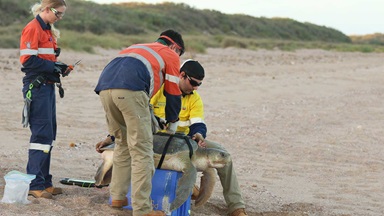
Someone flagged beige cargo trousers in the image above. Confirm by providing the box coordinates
[99,89,155,216]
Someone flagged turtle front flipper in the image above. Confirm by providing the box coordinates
[94,150,114,186]
[169,163,197,211]
[194,168,216,207]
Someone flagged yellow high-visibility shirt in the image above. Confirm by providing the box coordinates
[150,85,205,136]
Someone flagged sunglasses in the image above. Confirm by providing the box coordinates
[50,8,65,18]
[176,46,184,56]
[171,44,184,56]
[186,75,202,87]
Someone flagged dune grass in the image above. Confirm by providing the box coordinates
[1,26,382,54]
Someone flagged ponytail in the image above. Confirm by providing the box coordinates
[31,3,42,16]
[51,25,60,41]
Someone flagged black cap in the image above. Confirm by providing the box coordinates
[180,59,205,80]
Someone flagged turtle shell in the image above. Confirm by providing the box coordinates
[100,132,198,155]
[152,132,198,155]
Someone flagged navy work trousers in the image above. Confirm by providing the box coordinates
[22,82,57,190]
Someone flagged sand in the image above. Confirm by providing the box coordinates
[0,47,383,216]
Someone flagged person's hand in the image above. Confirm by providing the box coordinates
[165,121,178,134]
[95,136,113,153]
[155,116,166,130]
[54,62,72,77]
[192,133,206,148]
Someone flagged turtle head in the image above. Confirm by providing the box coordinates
[208,148,231,168]
[194,148,231,170]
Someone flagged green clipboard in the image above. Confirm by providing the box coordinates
[59,178,108,188]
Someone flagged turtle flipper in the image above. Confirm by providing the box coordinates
[94,150,113,186]
[194,168,216,207]
[170,164,197,211]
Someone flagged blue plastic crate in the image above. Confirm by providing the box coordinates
[109,169,191,216]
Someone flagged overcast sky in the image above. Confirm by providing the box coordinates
[89,0,383,35]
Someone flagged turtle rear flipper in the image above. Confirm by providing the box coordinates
[194,168,216,207]
[169,163,197,211]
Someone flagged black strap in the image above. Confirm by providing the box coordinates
[156,133,194,169]
[183,136,193,159]
[56,82,64,98]
[157,134,173,169]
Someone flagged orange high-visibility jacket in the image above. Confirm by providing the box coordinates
[20,15,57,82]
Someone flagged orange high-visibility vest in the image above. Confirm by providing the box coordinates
[118,43,181,97]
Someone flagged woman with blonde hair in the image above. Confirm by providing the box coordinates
[20,0,72,199]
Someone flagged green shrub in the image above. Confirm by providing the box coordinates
[221,38,248,49]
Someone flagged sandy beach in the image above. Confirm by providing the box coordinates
[0,47,383,216]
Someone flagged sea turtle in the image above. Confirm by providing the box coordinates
[94,132,231,211]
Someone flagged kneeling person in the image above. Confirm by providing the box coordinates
[150,60,248,216]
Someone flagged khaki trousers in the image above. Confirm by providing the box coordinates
[205,140,245,213]
[99,89,154,216]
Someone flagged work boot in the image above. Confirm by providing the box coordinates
[191,185,200,200]
[229,208,248,216]
[111,197,128,208]
[45,186,63,195]
[143,210,166,216]
[28,190,53,199]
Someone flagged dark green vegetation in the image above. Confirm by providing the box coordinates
[1,0,383,53]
